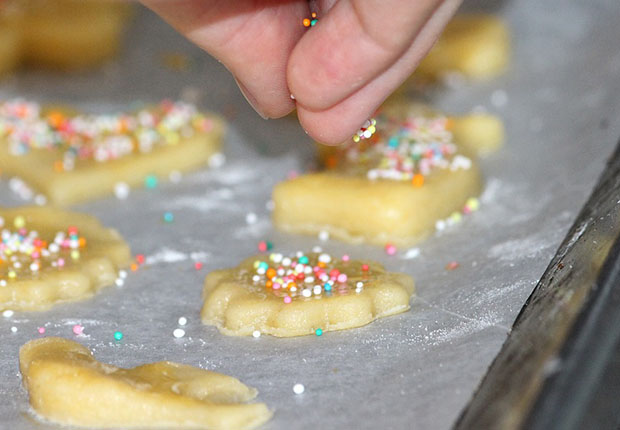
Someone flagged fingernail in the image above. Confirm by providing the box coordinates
[235,78,269,119]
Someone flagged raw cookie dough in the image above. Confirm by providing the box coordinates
[202,251,415,337]
[414,14,510,81]
[0,206,131,311]
[0,0,131,73]
[20,337,272,430]
[0,99,224,205]
[273,104,499,247]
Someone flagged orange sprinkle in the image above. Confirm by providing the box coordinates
[317,261,326,268]
[78,237,87,247]
[265,280,273,288]
[412,174,424,187]
[47,111,65,128]
[303,18,311,27]
[130,263,138,272]
[53,160,64,172]
[288,282,297,290]
[325,155,339,169]
[266,268,277,279]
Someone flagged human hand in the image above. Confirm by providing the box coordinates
[141,0,462,144]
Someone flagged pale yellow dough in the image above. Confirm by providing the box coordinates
[202,254,415,337]
[0,0,131,73]
[0,207,131,311]
[20,337,272,429]
[414,14,510,81]
[273,102,502,247]
[0,102,224,206]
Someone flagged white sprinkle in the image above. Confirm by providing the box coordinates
[114,182,130,200]
[178,317,188,326]
[401,248,420,260]
[302,289,312,298]
[318,230,330,241]
[208,152,226,168]
[252,330,261,338]
[10,326,17,333]
[34,194,47,206]
[115,278,124,287]
[313,285,322,295]
[245,212,258,225]
[169,170,183,183]
[312,246,322,253]
[290,94,296,100]
[435,220,446,232]
[3,310,14,318]
[118,270,128,279]
[356,281,364,289]
[173,328,185,338]
[293,383,305,394]
[0,280,6,287]
[491,89,508,108]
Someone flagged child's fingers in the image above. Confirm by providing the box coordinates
[288,0,454,111]
[296,0,462,144]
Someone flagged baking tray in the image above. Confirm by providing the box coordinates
[1,0,620,429]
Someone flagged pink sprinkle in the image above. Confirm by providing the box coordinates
[283,296,292,304]
[258,241,268,252]
[337,274,348,283]
[57,258,65,267]
[342,255,350,262]
[287,170,298,179]
[194,262,203,270]
[72,325,84,335]
[272,283,281,290]
[385,244,397,256]
[463,206,472,215]
[37,327,45,334]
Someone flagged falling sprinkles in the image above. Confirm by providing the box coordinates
[0,98,215,170]
[342,114,473,184]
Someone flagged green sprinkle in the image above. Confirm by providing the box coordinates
[144,174,158,189]
[113,331,123,341]
[163,212,174,223]
[315,328,323,336]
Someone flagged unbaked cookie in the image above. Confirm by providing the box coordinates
[20,337,272,429]
[0,206,131,311]
[0,99,224,205]
[414,14,510,81]
[273,104,500,246]
[0,0,131,73]
[202,251,414,337]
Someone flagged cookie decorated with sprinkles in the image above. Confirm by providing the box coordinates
[0,206,131,311]
[20,337,272,429]
[272,103,497,247]
[0,99,224,205]
[201,250,414,337]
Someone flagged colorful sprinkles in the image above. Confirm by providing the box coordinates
[303,12,318,27]
[342,114,472,184]
[0,98,214,170]
[250,251,370,304]
[0,215,87,284]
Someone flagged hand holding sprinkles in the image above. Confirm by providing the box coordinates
[201,250,414,337]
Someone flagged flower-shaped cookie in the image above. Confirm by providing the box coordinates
[20,337,272,429]
[0,206,131,311]
[0,98,224,205]
[202,251,415,337]
[273,102,502,246]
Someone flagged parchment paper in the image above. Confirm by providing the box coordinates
[1,0,619,428]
